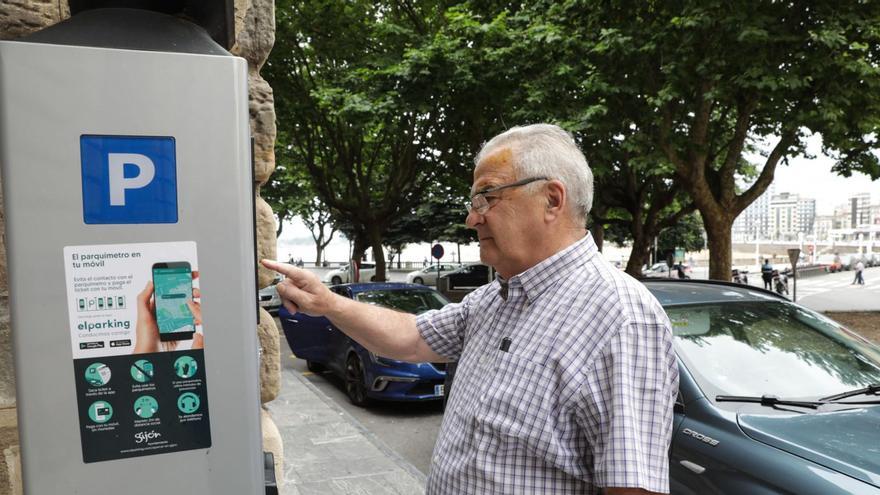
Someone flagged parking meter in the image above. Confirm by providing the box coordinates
[0,6,264,494]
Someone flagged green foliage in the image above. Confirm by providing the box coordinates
[384,188,477,251]
[658,213,706,254]
[264,0,880,280]
[498,0,880,277]
[266,0,457,277]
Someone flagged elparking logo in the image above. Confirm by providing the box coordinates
[80,135,178,224]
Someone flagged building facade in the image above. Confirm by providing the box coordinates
[732,184,774,241]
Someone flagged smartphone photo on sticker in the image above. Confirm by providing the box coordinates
[152,262,195,342]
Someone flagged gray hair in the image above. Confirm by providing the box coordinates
[475,123,594,221]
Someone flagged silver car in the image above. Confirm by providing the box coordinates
[259,275,282,314]
[405,264,460,285]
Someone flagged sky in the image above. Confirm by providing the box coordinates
[278,133,878,264]
[766,133,878,215]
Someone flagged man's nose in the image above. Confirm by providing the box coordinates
[465,209,483,228]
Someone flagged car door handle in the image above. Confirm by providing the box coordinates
[679,460,706,474]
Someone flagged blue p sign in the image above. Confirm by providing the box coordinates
[80,135,178,224]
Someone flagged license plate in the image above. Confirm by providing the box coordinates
[434,384,445,397]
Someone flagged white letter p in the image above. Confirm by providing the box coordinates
[108,153,155,206]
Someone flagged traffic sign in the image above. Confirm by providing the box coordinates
[787,248,800,267]
[431,244,444,260]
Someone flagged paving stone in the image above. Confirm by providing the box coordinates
[269,367,425,494]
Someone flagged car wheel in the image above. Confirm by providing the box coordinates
[345,354,370,407]
[331,276,342,285]
[306,361,324,373]
[370,275,378,281]
[413,276,424,285]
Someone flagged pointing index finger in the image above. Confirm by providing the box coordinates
[261,259,301,279]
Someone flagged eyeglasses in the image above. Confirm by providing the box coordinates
[467,176,550,215]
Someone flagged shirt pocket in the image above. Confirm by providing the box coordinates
[476,350,558,455]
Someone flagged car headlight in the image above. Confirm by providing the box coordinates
[368,352,399,367]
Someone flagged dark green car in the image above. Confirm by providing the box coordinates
[644,279,880,494]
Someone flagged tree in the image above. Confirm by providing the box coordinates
[298,197,337,266]
[404,5,704,278]
[263,133,337,264]
[261,132,306,238]
[656,212,706,260]
[266,0,453,281]
[383,189,478,265]
[517,0,880,279]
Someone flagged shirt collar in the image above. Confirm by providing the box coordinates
[496,233,597,302]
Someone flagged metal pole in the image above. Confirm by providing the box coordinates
[793,267,797,302]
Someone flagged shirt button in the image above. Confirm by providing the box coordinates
[480,393,487,402]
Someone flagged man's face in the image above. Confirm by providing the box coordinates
[466,147,545,278]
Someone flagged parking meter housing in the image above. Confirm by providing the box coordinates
[0,7,263,494]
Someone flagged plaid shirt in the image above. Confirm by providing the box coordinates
[416,235,678,494]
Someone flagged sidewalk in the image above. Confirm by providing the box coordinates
[265,366,427,494]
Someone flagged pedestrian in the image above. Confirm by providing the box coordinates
[675,261,686,279]
[853,260,865,285]
[761,258,774,290]
[263,123,677,495]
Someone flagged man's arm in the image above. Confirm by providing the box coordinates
[261,260,445,363]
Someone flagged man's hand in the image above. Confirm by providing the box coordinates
[134,281,160,354]
[133,273,204,354]
[260,259,339,317]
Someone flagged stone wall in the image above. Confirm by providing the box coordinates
[0,1,281,492]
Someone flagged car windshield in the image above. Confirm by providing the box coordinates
[355,289,448,314]
[668,302,880,400]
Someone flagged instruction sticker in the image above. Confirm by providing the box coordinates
[63,241,211,463]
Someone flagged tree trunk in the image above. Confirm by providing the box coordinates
[626,233,653,278]
[367,225,386,282]
[704,215,734,281]
[352,235,368,275]
[276,212,285,237]
[590,223,605,252]
[314,246,323,267]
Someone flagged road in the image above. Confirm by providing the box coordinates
[738,266,880,312]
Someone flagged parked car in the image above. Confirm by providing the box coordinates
[279,283,449,406]
[322,262,383,285]
[842,253,863,271]
[438,263,493,289]
[405,263,460,285]
[644,262,692,278]
[643,279,880,494]
[816,253,843,273]
[258,274,282,314]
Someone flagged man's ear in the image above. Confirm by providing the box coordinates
[545,180,566,217]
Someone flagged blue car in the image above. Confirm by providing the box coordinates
[279,283,450,406]
[642,279,880,494]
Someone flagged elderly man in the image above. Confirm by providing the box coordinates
[263,124,678,494]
